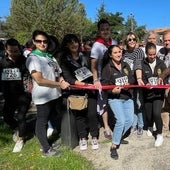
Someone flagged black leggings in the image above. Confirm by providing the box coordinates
[3,92,31,137]
[72,91,99,139]
[36,97,63,152]
[144,99,163,134]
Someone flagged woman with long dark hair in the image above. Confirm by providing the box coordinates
[101,45,134,159]
[60,34,99,151]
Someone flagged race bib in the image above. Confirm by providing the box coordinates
[148,77,157,85]
[164,55,170,68]
[1,68,21,80]
[123,58,134,70]
[115,76,128,85]
[75,67,92,81]
[159,55,165,61]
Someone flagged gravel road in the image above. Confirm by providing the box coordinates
[74,128,170,170]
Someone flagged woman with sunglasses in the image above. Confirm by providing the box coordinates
[123,32,145,137]
[26,30,69,157]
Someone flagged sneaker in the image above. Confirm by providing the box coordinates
[52,142,61,150]
[91,138,99,150]
[120,139,129,144]
[104,129,112,139]
[147,127,153,137]
[110,147,118,160]
[40,147,43,152]
[79,138,87,150]
[13,130,19,142]
[40,142,61,152]
[42,147,61,157]
[13,140,24,153]
[47,127,54,138]
[131,126,137,135]
[155,134,164,147]
[137,127,143,136]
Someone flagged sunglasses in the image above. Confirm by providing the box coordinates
[128,38,137,42]
[34,39,48,44]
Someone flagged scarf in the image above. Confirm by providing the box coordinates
[95,36,112,48]
[31,49,53,59]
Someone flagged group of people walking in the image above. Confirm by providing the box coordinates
[0,18,170,159]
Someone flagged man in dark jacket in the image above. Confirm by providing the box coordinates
[0,38,31,152]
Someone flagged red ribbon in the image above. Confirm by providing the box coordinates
[70,84,170,90]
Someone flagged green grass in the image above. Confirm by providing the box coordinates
[0,123,94,170]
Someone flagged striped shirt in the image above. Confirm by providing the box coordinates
[122,48,145,74]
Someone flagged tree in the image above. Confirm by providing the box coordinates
[95,4,147,42]
[123,14,146,41]
[5,0,87,44]
[4,0,147,44]
[0,17,7,38]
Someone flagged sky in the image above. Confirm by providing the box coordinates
[0,0,170,29]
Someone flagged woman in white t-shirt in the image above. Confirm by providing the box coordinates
[26,30,69,157]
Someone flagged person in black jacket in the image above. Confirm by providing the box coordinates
[142,42,167,147]
[0,38,31,152]
[60,34,99,151]
[101,45,135,160]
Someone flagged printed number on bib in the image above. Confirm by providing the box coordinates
[1,68,21,80]
[74,67,92,81]
[115,76,128,85]
[148,77,157,85]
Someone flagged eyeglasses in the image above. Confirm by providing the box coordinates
[34,39,48,44]
[128,38,137,42]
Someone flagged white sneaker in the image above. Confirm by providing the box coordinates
[147,127,153,137]
[155,134,163,147]
[91,138,99,150]
[147,130,152,137]
[79,139,87,150]
[13,140,24,152]
[47,128,54,138]
[13,130,19,142]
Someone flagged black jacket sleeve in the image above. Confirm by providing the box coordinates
[60,60,77,85]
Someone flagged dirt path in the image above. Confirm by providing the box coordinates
[74,128,170,170]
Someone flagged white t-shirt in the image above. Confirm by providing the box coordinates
[90,40,117,78]
[26,54,62,105]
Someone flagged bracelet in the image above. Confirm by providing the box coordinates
[93,79,99,83]
[137,77,142,80]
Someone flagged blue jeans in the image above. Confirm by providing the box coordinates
[132,112,144,128]
[133,88,144,128]
[108,99,134,145]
